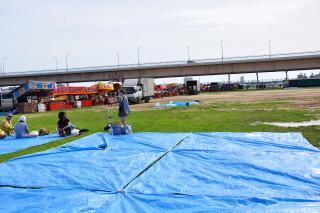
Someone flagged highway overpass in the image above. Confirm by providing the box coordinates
[0,51,320,87]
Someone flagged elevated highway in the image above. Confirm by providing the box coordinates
[1,51,320,87]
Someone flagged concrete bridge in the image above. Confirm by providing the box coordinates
[1,51,320,87]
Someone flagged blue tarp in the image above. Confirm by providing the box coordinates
[0,111,15,116]
[155,101,201,107]
[0,134,61,155]
[0,132,320,212]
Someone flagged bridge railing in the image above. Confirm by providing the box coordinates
[3,50,320,76]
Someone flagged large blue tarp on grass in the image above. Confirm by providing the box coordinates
[0,132,320,212]
[0,133,61,155]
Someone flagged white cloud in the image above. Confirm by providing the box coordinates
[166,1,305,27]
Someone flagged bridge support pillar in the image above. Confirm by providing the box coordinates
[228,74,230,84]
[285,70,288,87]
[256,73,259,89]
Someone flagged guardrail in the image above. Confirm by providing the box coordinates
[2,50,320,76]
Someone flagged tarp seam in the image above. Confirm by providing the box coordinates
[0,185,114,193]
[121,133,191,191]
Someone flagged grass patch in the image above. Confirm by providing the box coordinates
[1,100,320,163]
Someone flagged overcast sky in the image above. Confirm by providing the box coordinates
[1,0,320,85]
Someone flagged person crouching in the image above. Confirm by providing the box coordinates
[57,112,71,137]
[14,116,37,138]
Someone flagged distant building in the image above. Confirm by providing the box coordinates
[315,73,320,78]
[297,73,304,79]
[240,76,245,83]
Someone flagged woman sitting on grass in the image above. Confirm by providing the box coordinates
[57,112,71,137]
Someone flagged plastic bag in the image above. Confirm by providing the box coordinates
[122,125,132,135]
[71,129,80,135]
[30,130,39,137]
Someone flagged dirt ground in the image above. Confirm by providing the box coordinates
[30,88,318,116]
[122,88,320,112]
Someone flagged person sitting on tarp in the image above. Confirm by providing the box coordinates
[0,129,6,139]
[0,113,15,137]
[57,112,71,137]
[118,88,131,127]
[14,116,38,138]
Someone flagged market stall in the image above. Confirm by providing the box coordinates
[13,81,56,114]
[91,83,114,105]
[44,86,98,111]
[166,83,179,96]
[154,84,166,99]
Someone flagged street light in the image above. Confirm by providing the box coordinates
[116,52,119,68]
[269,40,271,58]
[53,58,58,71]
[221,40,224,61]
[138,47,141,66]
[66,53,70,71]
[187,47,190,61]
[2,57,6,74]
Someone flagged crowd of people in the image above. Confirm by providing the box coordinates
[0,88,131,139]
[0,111,73,139]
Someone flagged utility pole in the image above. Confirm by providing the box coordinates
[221,40,224,61]
[269,40,271,58]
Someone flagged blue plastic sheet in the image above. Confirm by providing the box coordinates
[0,132,320,212]
[0,133,61,155]
[155,101,201,107]
[0,111,15,116]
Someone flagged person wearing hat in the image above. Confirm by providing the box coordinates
[0,113,15,136]
[14,116,37,138]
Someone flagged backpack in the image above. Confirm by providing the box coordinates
[39,128,50,135]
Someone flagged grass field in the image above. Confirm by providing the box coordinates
[1,89,320,163]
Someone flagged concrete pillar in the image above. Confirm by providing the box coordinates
[256,73,259,89]
[228,74,230,84]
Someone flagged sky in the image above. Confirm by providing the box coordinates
[0,0,320,86]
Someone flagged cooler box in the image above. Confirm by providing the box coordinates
[110,123,132,135]
[110,126,122,135]
[110,123,122,135]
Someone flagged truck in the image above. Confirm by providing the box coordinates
[0,92,16,111]
[186,80,200,95]
[122,78,154,104]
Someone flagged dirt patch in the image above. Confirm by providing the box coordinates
[252,120,320,127]
[26,88,320,116]
[116,88,320,112]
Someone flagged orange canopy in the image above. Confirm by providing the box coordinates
[92,83,114,93]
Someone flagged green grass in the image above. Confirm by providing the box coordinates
[1,99,320,163]
[197,101,292,110]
